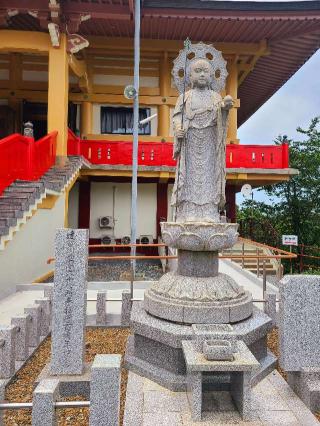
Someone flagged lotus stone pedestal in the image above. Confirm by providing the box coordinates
[144,222,253,324]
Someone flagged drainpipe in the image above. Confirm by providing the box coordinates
[130,0,141,295]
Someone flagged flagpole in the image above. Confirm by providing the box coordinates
[130,0,141,297]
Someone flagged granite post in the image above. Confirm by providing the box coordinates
[32,379,59,426]
[24,304,41,348]
[89,354,121,426]
[0,325,16,379]
[35,298,51,336]
[50,228,89,375]
[96,291,107,326]
[11,314,31,361]
[121,290,131,326]
[279,275,320,371]
[264,292,277,326]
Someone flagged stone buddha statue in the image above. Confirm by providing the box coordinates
[171,57,233,223]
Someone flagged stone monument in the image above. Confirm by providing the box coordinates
[125,41,275,393]
[144,41,252,324]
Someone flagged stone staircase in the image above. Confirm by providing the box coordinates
[0,156,85,249]
[223,241,279,276]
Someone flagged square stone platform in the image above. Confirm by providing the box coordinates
[125,302,276,391]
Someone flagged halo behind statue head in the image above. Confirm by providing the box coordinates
[172,42,228,94]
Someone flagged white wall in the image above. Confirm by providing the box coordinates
[68,182,79,229]
[90,182,157,240]
[92,104,158,136]
[0,193,66,298]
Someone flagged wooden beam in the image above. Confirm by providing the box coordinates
[87,36,270,56]
[68,53,91,93]
[0,30,50,52]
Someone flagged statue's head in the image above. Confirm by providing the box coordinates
[189,59,212,89]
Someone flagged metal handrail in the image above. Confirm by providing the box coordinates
[0,401,90,410]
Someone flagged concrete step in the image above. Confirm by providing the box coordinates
[0,226,9,236]
[0,217,17,227]
[0,210,24,219]
[14,180,45,191]
[0,194,36,205]
[0,200,29,210]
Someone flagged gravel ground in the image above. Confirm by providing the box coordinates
[4,327,320,424]
[45,258,164,283]
[4,328,131,426]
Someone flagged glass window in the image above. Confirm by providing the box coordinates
[101,106,151,135]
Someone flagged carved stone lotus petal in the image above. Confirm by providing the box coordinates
[176,232,204,251]
[207,234,228,251]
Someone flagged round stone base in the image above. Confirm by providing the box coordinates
[144,273,253,324]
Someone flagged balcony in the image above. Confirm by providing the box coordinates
[68,130,289,170]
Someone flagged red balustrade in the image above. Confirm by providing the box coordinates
[68,131,289,170]
[0,131,57,195]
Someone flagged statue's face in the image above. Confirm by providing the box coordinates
[190,59,212,88]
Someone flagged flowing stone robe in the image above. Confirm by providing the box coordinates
[171,89,229,222]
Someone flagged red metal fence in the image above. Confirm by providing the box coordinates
[0,132,57,195]
[68,130,289,169]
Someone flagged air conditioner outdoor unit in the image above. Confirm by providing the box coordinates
[99,216,115,229]
[139,235,153,245]
[101,235,115,245]
[121,236,131,245]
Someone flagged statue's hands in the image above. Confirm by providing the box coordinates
[222,95,234,110]
[175,128,185,140]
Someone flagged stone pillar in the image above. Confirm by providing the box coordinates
[89,354,121,426]
[121,290,132,326]
[264,292,277,326]
[32,379,59,426]
[24,305,41,348]
[11,314,31,361]
[177,250,218,277]
[50,229,89,375]
[48,33,69,158]
[35,298,51,336]
[0,326,16,379]
[96,291,107,326]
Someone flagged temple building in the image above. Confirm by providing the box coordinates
[0,0,319,288]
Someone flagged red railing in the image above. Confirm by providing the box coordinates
[68,131,289,169]
[0,131,57,195]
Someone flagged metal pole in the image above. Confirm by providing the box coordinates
[262,260,267,298]
[289,244,293,274]
[242,242,245,268]
[0,401,90,410]
[130,0,141,299]
[256,248,260,277]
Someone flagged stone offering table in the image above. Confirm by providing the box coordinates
[182,340,259,421]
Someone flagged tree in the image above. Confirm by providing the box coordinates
[263,117,320,248]
[238,117,320,271]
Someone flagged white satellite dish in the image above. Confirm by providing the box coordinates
[241,184,252,199]
[124,85,137,99]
